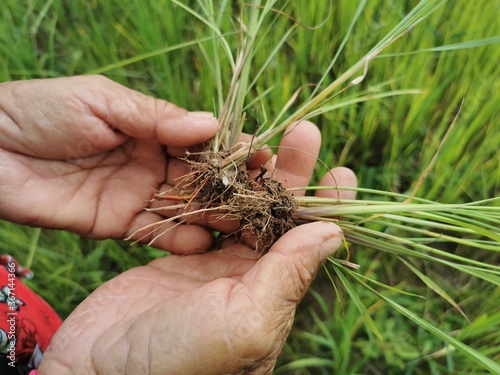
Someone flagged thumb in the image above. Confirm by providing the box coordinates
[89,75,219,147]
[245,222,342,310]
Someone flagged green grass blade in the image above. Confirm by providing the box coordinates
[380,35,500,57]
[398,257,469,322]
[274,357,335,373]
[87,32,239,75]
[333,263,383,341]
[360,279,500,374]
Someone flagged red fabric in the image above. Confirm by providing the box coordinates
[0,258,62,368]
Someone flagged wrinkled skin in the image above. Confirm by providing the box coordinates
[0,76,357,374]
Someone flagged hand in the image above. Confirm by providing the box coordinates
[0,75,219,252]
[38,221,343,375]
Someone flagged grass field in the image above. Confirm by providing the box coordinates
[1,0,499,373]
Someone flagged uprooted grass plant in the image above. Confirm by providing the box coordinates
[1,0,498,373]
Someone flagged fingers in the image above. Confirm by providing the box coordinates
[316,166,358,200]
[86,75,220,147]
[273,121,321,195]
[244,222,342,309]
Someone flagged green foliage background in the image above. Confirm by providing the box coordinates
[1,1,498,373]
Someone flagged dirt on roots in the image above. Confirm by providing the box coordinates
[155,149,298,252]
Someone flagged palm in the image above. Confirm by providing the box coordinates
[0,138,165,238]
[40,240,309,375]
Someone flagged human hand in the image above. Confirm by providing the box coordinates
[0,75,219,252]
[38,221,343,375]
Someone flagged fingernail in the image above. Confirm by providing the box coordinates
[319,224,343,259]
[188,111,215,120]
